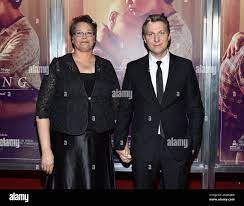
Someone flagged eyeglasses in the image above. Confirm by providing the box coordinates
[145,31,168,39]
[74,31,94,38]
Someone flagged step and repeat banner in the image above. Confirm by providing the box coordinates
[64,0,204,166]
[218,0,244,164]
[0,0,243,170]
[0,0,49,168]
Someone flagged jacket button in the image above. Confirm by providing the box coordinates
[92,116,96,121]
[88,97,91,100]
[148,116,152,122]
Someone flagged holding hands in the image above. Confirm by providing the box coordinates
[116,141,132,163]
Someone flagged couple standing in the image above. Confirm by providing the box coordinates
[36,14,204,189]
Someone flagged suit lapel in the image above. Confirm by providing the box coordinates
[139,55,159,104]
[138,53,177,107]
[64,53,79,73]
[64,53,102,98]
[91,55,102,97]
[160,53,176,107]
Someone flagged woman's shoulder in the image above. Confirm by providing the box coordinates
[57,53,73,61]
[51,53,73,65]
[49,53,73,72]
[95,55,112,65]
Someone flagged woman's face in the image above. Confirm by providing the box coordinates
[72,22,96,52]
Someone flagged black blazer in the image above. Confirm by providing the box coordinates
[114,53,204,161]
[36,53,120,135]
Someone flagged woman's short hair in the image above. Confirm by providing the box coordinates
[69,15,97,48]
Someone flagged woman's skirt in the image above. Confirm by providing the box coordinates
[45,130,116,189]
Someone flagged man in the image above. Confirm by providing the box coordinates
[0,0,40,159]
[0,0,40,89]
[94,0,192,85]
[219,32,244,163]
[0,0,41,117]
[114,13,204,189]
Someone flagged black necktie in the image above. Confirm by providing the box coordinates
[156,61,165,137]
[156,61,163,104]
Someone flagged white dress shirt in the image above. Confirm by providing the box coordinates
[148,50,170,134]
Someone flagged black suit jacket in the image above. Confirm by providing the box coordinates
[36,53,120,135]
[114,53,204,161]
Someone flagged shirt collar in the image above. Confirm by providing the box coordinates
[149,50,170,68]
[2,16,26,35]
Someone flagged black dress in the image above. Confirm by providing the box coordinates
[46,73,116,189]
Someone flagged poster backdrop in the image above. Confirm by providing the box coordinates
[64,0,204,164]
[0,0,205,169]
[0,0,49,167]
[218,0,244,164]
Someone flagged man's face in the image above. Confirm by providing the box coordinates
[72,22,96,52]
[143,21,171,58]
[126,0,156,17]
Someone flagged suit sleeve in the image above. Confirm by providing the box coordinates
[186,60,204,153]
[35,58,58,119]
[114,64,134,150]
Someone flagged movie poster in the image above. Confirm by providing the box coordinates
[63,0,204,166]
[0,0,50,168]
[218,0,244,164]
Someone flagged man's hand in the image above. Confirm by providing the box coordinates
[116,141,132,163]
[222,32,244,60]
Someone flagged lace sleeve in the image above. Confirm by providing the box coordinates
[36,58,58,119]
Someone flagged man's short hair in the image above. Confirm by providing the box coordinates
[9,0,22,9]
[142,13,170,36]
[142,13,171,50]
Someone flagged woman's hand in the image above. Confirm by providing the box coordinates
[41,149,54,175]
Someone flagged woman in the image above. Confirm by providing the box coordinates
[36,15,120,189]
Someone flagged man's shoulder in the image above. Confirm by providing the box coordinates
[221,46,244,73]
[170,53,194,76]
[127,55,148,67]
[11,17,37,37]
[125,55,148,76]
[170,53,192,65]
